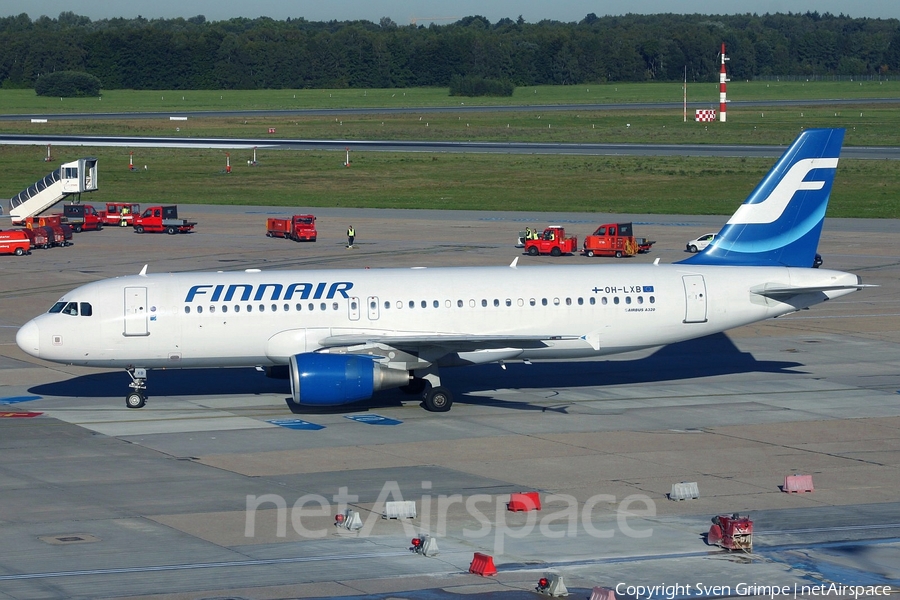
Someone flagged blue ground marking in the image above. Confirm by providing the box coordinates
[267,419,325,431]
[0,396,42,405]
[344,414,403,426]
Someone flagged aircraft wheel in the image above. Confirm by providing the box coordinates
[550,247,561,257]
[125,392,146,409]
[424,387,453,412]
[400,378,427,395]
[527,246,539,256]
[135,226,144,234]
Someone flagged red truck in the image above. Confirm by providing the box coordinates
[266,214,317,242]
[62,203,105,232]
[582,222,638,258]
[132,205,196,234]
[0,230,30,255]
[104,202,141,227]
[525,226,578,256]
[20,227,50,249]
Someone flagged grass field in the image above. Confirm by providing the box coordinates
[1,82,898,217]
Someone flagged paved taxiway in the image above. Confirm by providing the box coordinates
[0,206,898,600]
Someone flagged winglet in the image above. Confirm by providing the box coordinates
[509,257,518,269]
[139,264,148,276]
[680,128,844,268]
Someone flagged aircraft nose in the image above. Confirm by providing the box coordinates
[16,320,40,358]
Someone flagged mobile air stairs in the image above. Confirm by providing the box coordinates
[7,158,98,224]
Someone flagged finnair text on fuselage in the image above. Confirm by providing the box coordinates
[185,281,354,303]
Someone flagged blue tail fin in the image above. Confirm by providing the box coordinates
[679,128,844,267]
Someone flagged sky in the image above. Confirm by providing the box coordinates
[6,0,899,23]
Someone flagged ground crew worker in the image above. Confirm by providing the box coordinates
[524,227,532,241]
[347,225,355,247]
[120,205,130,227]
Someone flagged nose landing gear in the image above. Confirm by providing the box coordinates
[125,366,148,409]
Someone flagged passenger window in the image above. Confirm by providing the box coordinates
[308,303,314,311]
[457,300,463,308]
[565,298,572,306]
[384,301,390,309]
[589,297,596,305]
[434,300,440,308]
[481,299,487,307]
[577,298,583,306]
[505,298,512,307]
[222,305,228,313]
[409,300,415,309]
[517,298,524,307]
[184,306,190,314]
[614,297,620,305]
[530,298,536,306]
[296,303,302,311]
[553,298,560,306]
[80,302,92,316]
[625,297,632,305]
[197,306,203,314]
[542,298,548,306]
[469,299,476,308]
[320,303,326,311]
[259,304,265,312]
[247,305,253,312]
[637,296,643,304]
[210,306,216,313]
[421,300,427,308]
[601,297,608,305]
[493,299,500,307]
[650,296,656,304]
[284,303,290,311]
[333,302,338,310]
[234,305,240,313]
[396,301,402,309]
[272,304,277,311]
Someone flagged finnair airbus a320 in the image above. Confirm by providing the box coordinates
[17,128,866,412]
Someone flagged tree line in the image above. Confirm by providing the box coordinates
[2,11,899,91]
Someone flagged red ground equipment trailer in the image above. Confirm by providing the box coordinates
[20,227,50,249]
[707,514,753,552]
[525,226,578,256]
[132,205,196,234]
[62,203,105,232]
[104,202,141,226]
[635,237,656,253]
[24,215,72,246]
[0,230,30,255]
[266,214,317,241]
[582,222,638,258]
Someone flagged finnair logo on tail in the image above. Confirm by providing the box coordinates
[727,158,838,225]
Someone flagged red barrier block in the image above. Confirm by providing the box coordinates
[783,474,815,493]
[468,552,497,576]
[508,491,541,512]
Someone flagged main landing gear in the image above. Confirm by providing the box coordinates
[125,366,148,409]
[404,368,454,412]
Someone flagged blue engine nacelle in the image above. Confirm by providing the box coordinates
[288,353,411,406]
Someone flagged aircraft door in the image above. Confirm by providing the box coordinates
[348,296,360,321]
[367,296,380,321]
[682,275,708,323]
[124,286,149,336]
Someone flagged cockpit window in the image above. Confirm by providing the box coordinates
[80,302,93,317]
[49,302,66,313]
[62,302,79,316]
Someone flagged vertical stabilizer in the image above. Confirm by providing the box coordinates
[680,128,844,267]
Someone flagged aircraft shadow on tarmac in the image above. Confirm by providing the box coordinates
[29,333,803,414]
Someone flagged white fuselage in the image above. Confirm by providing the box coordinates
[17,263,859,370]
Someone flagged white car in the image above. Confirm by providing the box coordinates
[686,233,717,253]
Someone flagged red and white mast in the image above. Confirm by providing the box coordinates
[719,43,729,122]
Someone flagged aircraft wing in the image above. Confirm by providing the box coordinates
[319,333,579,352]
